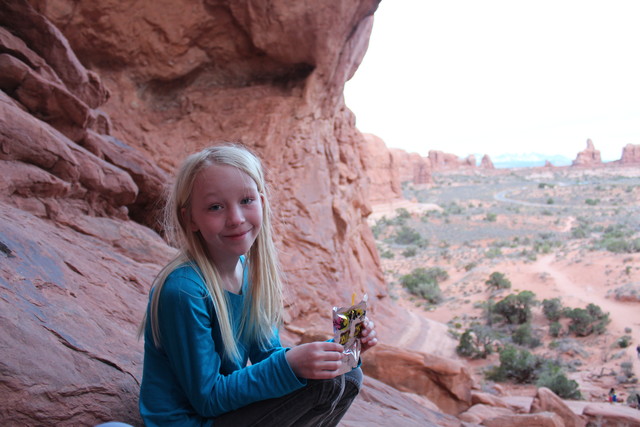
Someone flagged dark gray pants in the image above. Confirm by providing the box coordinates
[213,367,363,426]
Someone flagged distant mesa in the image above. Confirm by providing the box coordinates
[619,143,640,164]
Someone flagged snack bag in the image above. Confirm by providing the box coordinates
[332,294,367,375]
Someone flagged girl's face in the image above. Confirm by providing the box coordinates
[187,163,263,265]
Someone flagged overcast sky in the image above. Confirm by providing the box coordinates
[344,0,640,162]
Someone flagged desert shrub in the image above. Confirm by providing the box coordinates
[485,345,542,383]
[464,262,477,272]
[566,304,610,336]
[600,237,640,254]
[485,247,503,259]
[400,267,447,304]
[512,322,541,348]
[621,362,635,381]
[536,362,581,399]
[402,246,417,257]
[585,198,600,206]
[371,217,391,238]
[570,225,589,239]
[549,322,562,337]
[395,208,411,221]
[546,197,554,204]
[485,272,512,291]
[380,249,394,259]
[542,298,564,321]
[493,291,537,325]
[393,226,424,246]
[456,324,496,359]
[617,335,632,348]
[485,213,497,222]
[445,202,463,215]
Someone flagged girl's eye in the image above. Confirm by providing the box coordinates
[241,198,254,205]
[208,204,223,211]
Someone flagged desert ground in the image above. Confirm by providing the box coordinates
[370,165,640,406]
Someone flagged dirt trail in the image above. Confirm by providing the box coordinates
[534,255,640,378]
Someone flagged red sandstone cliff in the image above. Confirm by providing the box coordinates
[480,154,495,170]
[0,1,476,425]
[428,150,477,170]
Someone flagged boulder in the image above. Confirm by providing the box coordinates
[482,412,565,427]
[582,402,640,426]
[362,344,473,415]
[458,404,514,424]
[530,387,587,427]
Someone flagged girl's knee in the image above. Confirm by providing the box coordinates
[345,367,363,391]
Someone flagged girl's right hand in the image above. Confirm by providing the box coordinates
[285,342,344,379]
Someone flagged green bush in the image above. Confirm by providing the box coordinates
[393,226,424,246]
[549,322,562,337]
[400,267,448,304]
[380,249,394,259]
[402,246,417,257]
[542,298,564,321]
[566,304,610,337]
[485,272,512,291]
[485,213,497,222]
[512,322,541,348]
[456,324,495,359]
[585,198,600,206]
[536,362,581,399]
[486,345,542,383]
[493,291,537,325]
[617,335,632,348]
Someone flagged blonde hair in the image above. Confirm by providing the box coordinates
[139,144,283,362]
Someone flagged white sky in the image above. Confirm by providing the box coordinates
[344,0,640,162]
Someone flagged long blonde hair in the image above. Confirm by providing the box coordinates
[140,144,283,362]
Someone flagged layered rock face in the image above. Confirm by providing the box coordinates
[428,150,476,170]
[619,143,640,164]
[360,133,403,203]
[0,0,396,424]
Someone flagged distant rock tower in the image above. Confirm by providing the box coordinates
[480,154,495,169]
[572,139,602,167]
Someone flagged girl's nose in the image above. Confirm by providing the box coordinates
[226,205,244,226]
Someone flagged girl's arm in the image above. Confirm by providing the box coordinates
[156,273,305,418]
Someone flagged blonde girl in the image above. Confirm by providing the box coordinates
[139,144,377,426]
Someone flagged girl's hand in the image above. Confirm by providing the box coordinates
[286,342,344,379]
[360,317,378,353]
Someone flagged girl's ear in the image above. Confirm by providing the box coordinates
[181,207,199,232]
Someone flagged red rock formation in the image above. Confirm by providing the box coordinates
[0,1,481,425]
[360,133,403,203]
[480,154,495,169]
[428,150,477,170]
[390,149,433,185]
[572,139,602,167]
[619,143,640,164]
[362,344,473,415]
[530,387,587,427]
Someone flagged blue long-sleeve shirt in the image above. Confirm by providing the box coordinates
[139,260,305,426]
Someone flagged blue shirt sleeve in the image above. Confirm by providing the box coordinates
[155,271,304,418]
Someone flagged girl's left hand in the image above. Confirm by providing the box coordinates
[360,317,378,353]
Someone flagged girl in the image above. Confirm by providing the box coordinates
[139,144,377,426]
